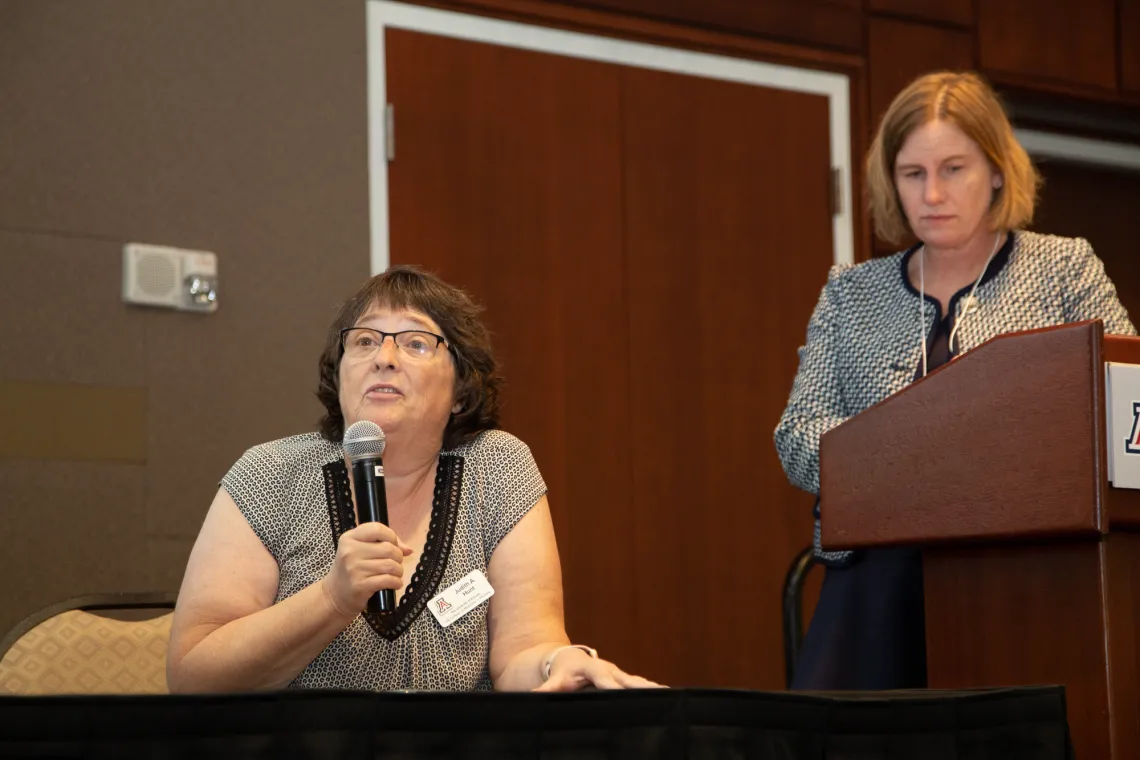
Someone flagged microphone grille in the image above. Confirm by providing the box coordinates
[343,420,386,461]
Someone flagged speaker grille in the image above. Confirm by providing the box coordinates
[136,253,177,297]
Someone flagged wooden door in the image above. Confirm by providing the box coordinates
[386,27,833,688]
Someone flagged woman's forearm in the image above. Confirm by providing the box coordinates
[168,579,356,693]
[492,640,570,692]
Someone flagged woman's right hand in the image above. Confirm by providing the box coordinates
[320,522,413,618]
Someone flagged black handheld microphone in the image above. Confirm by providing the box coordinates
[343,420,396,614]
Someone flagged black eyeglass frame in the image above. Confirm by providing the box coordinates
[338,327,452,360]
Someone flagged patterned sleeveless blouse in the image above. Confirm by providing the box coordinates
[220,429,547,691]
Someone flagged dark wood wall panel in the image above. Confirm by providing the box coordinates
[565,0,680,17]
[1123,0,1140,95]
[438,0,1140,110]
[868,0,975,27]
[552,0,864,51]
[675,0,864,52]
[868,17,976,131]
[1033,159,1140,326]
[621,69,831,686]
[979,0,1118,92]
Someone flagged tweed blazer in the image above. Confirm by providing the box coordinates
[774,230,1136,563]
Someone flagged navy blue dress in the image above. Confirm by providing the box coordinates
[791,544,928,689]
[790,241,1012,691]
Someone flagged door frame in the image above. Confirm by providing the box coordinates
[366,0,854,274]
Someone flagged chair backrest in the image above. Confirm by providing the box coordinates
[0,592,177,695]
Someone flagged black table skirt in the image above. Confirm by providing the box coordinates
[0,686,1073,759]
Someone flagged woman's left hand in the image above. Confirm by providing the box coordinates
[534,648,664,691]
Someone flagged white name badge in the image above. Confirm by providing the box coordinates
[427,570,495,628]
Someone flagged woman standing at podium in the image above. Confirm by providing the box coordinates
[775,71,1135,690]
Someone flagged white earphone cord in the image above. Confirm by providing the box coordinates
[919,231,1003,378]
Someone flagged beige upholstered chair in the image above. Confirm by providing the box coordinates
[0,593,176,695]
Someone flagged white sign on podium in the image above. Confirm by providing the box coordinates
[1106,362,1140,490]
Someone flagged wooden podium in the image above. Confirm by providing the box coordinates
[819,320,1140,760]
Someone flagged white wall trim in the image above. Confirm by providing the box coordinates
[366,9,391,277]
[367,0,854,273]
[1016,128,1140,173]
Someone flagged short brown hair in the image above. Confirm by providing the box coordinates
[316,265,502,449]
[866,71,1041,244]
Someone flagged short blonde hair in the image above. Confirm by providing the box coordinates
[866,71,1041,244]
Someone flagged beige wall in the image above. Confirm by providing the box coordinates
[0,0,370,635]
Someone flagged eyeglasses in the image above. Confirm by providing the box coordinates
[340,327,449,361]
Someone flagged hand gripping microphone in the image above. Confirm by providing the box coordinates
[343,420,396,614]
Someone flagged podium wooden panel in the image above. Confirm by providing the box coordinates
[818,321,1140,760]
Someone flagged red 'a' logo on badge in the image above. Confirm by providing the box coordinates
[436,598,452,613]
[1127,402,1140,455]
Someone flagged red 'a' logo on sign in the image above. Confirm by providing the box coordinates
[1126,402,1140,455]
